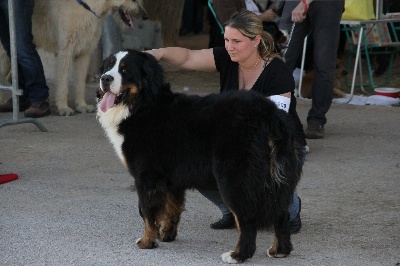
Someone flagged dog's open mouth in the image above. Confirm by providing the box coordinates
[99,91,128,112]
[119,8,135,29]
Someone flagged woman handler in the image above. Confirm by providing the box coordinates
[146,9,306,234]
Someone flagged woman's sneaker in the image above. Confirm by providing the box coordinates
[210,213,236,229]
[24,99,50,118]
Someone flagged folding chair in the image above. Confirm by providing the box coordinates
[342,22,400,92]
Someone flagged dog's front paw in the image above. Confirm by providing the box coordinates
[135,237,158,249]
[159,227,177,242]
[57,106,75,116]
[221,251,238,264]
[76,103,95,113]
[267,246,288,258]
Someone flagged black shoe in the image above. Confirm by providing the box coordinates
[0,97,30,112]
[210,213,235,229]
[305,124,324,139]
[24,99,50,118]
[290,198,302,234]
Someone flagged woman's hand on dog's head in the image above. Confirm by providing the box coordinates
[145,49,163,61]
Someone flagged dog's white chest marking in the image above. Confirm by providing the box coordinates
[97,101,130,168]
[97,51,131,167]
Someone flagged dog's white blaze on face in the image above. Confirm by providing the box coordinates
[100,51,128,94]
[97,51,130,169]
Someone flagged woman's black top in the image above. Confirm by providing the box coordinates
[213,47,307,146]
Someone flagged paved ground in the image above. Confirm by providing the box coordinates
[1,33,400,265]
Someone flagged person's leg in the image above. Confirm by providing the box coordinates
[288,145,307,234]
[284,16,310,72]
[0,0,31,111]
[289,192,300,220]
[180,0,194,35]
[197,188,235,229]
[14,0,49,103]
[197,188,230,214]
[193,0,204,34]
[306,1,343,127]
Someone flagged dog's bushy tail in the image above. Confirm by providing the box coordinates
[265,108,302,191]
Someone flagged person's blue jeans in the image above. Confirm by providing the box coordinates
[198,146,307,221]
[0,0,49,102]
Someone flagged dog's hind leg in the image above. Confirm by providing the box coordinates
[73,53,95,113]
[221,212,257,263]
[158,190,185,242]
[267,210,292,258]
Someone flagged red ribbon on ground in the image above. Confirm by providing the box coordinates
[0,173,18,184]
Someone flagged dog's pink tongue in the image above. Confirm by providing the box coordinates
[99,92,116,112]
[125,12,134,29]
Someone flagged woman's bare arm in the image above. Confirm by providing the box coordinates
[146,47,217,72]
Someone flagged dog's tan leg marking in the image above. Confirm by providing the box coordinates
[221,212,240,264]
[159,193,184,242]
[267,233,287,258]
[74,53,95,113]
[136,218,159,249]
[267,234,279,257]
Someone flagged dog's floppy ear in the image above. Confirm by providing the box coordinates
[127,50,172,113]
[140,51,166,94]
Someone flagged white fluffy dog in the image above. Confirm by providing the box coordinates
[0,0,145,115]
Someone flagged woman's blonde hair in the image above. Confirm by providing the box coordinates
[225,9,278,59]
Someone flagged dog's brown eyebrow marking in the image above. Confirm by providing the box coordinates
[105,57,116,69]
[107,55,115,63]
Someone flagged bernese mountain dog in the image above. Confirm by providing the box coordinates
[96,49,301,264]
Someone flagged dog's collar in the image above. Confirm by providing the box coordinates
[76,0,99,18]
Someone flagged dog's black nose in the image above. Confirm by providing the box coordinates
[101,74,114,85]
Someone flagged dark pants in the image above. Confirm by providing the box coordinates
[285,0,344,126]
[0,0,49,102]
[181,0,204,34]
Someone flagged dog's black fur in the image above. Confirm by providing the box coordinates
[97,50,301,263]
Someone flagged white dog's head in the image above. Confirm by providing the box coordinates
[109,0,148,29]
